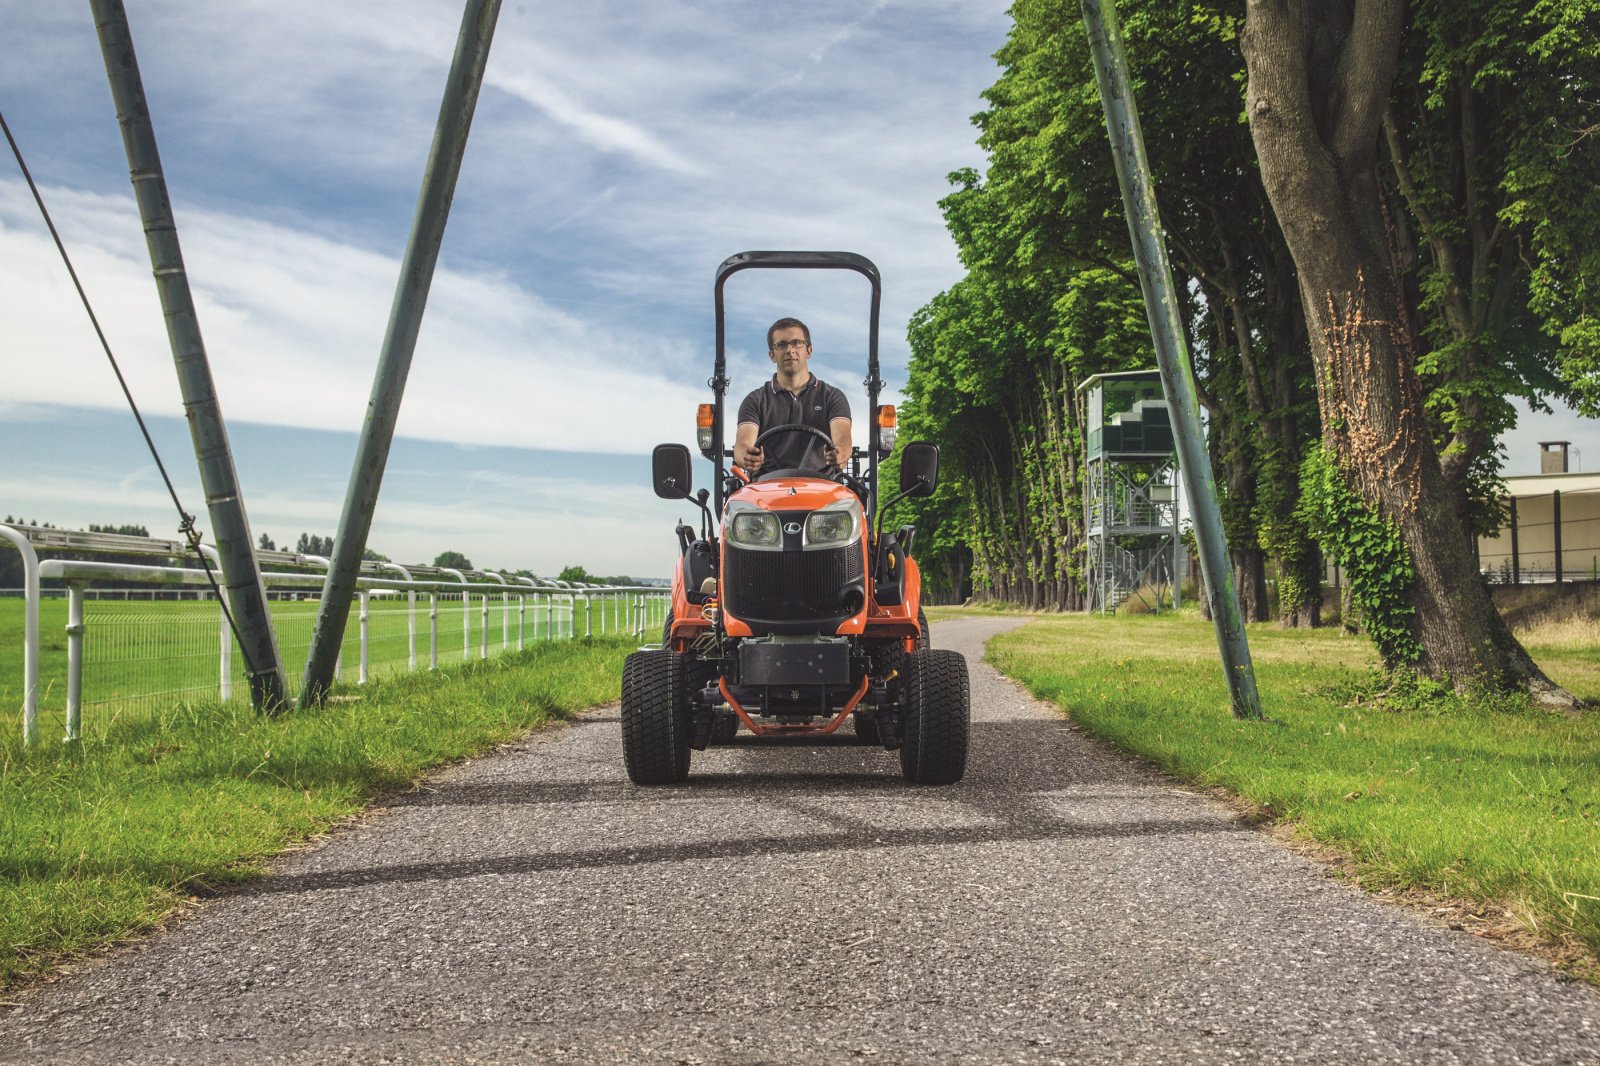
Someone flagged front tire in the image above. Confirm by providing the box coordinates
[622,649,691,784]
[898,648,969,785]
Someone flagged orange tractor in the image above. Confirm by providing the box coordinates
[625,250,970,785]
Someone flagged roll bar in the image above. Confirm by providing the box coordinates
[710,251,884,519]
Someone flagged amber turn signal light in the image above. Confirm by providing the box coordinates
[696,403,714,451]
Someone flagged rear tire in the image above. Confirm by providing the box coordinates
[622,649,691,784]
[898,648,969,785]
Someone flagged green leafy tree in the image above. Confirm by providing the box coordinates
[295,533,334,557]
[1380,0,1600,535]
[434,550,473,571]
[1242,0,1578,703]
[905,0,1320,617]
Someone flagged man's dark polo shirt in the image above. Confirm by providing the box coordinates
[737,374,851,471]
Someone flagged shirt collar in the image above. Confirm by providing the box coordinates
[768,373,819,395]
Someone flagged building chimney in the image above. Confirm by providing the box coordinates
[1539,441,1570,474]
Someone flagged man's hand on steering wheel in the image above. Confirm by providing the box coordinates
[733,440,765,474]
[752,423,840,474]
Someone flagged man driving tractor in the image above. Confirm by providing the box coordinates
[732,317,853,476]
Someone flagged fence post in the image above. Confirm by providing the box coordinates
[429,592,439,669]
[479,594,489,659]
[439,568,468,662]
[358,590,370,684]
[219,595,232,702]
[196,544,232,702]
[65,583,85,742]
[0,526,41,746]
[1510,497,1521,585]
[516,577,536,649]
[380,562,416,670]
[480,572,508,655]
[1554,490,1563,584]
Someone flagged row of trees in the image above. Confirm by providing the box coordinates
[0,518,488,585]
[0,518,159,589]
[3,520,633,588]
[899,0,1596,700]
[257,532,393,564]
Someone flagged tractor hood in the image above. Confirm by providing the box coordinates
[725,476,858,514]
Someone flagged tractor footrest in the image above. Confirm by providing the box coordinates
[738,640,850,687]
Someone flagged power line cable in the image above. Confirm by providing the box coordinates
[1,107,262,682]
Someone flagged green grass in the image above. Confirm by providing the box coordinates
[0,595,635,741]
[0,637,633,991]
[985,612,1600,974]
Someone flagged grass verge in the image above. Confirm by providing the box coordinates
[986,613,1600,979]
[0,637,633,993]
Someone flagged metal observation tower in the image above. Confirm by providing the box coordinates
[1080,370,1183,613]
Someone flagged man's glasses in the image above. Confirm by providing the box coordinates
[770,339,809,352]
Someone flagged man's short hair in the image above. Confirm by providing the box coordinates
[766,317,811,349]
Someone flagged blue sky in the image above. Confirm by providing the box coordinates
[2,3,1592,578]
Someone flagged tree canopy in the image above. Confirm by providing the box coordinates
[903,0,1597,697]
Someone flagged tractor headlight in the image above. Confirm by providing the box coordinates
[727,504,781,550]
[804,498,862,550]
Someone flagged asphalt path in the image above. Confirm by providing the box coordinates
[3,615,1599,1064]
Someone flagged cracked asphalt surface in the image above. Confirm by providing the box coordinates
[3,615,1599,1064]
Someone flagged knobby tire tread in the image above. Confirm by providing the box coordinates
[899,648,969,785]
[622,649,691,785]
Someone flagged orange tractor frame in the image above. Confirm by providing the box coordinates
[624,251,970,785]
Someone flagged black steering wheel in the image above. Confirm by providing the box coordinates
[752,423,838,475]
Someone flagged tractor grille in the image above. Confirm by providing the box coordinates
[724,543,865,625]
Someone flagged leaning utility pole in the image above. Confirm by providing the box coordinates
[91,0,286,710]
[1079,0,1264,719]
[300,0,502,707]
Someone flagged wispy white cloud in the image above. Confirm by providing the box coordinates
[1,179,706,453]
[492,71,711,178]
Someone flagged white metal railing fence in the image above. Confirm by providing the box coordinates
[2,525,669,746]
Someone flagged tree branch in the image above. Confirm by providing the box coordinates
[1330,0,1406,168]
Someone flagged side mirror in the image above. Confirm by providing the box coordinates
[652,443,693,499]
[899,442,939,497]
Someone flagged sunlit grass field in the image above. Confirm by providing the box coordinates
[986,610,1600,977]
[0,637,634,991]
[0,594,638,743]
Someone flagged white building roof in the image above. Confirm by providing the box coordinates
[1502,471,1600,498]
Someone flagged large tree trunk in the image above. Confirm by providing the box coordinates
[1234,547,1270,624]
[1241,1,1576,706]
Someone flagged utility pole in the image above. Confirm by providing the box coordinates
[301,0,502,706]
[91,0,286,710]
[1079,0,1264,719]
